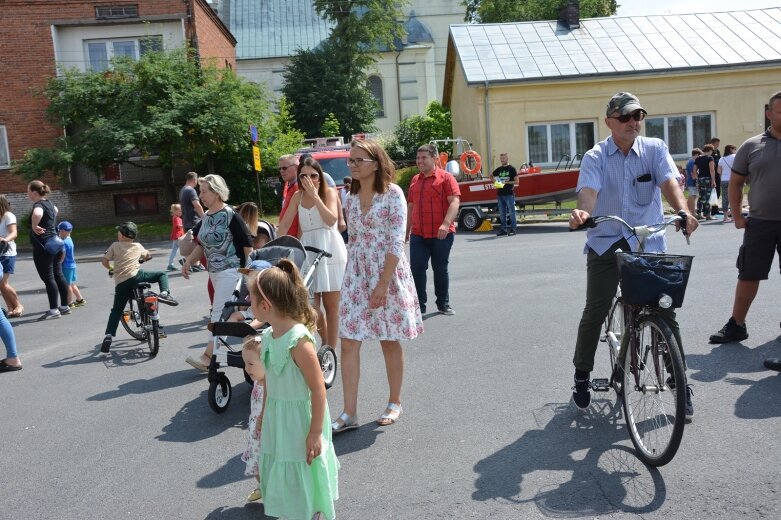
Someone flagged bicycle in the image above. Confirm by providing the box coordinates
[574,210,694,466]
[119,283,163,357]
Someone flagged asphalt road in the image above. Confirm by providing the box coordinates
[2,218,780,519]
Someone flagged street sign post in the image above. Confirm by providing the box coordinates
[250,126,263,213]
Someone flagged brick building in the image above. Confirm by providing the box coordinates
[0,0,236,227]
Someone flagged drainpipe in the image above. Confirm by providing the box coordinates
[483,80,492,173]
[395,50,403,123]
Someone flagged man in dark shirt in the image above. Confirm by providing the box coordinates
[179,171,205,270]
[490,153,518,236]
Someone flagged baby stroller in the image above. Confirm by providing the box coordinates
[207,235,337,413]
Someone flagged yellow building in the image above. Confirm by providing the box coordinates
[443,8,781,173]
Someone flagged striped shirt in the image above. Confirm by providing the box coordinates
[408,168,461,238]
[577,135,678,255]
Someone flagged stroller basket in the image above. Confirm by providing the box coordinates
[616,252,693,308]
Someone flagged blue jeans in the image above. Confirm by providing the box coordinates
[410,233,454,310]
[497,194,517,232]
[1,306,17,359]
[167,240,179,266]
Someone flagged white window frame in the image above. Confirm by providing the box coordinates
[367,75,385,118]
[525,120,597,166]
[643,112,715,159]
[84,35,163,72]
[0,125,10,169]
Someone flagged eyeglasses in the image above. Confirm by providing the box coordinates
[609,110,646,123]
[299,173,320,180]
[347,158,376,166]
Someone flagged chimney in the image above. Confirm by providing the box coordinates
[560,1,580,29]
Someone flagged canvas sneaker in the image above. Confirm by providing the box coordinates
[158,291,179,306]
[709,317,748,343]
[572,373,591,409]
[37,309,61,321]
[100,334,112,353]
[437,305,455,316]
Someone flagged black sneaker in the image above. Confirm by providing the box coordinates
[709,317,748,343]
[764,358,781,371]
[508,230,516,236]
[100,334,112,353]
[437,305,455,316]
[572,375,591,409]
[496,230,508,237]
[685,384,694,418]
[59,306,71,315]
[419,304,426,314]
[158,292,179,306]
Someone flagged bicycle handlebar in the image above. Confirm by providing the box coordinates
[571,210,691,246]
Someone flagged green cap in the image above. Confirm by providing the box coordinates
[606,92,646,116]
[117,222,138,239]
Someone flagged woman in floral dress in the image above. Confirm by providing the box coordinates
[332,139,423,433]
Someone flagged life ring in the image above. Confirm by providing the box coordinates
[460,151,482,175]
[438,151,449,168]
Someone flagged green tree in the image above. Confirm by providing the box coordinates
[464,0,617,23]
[13,48,302,209]
[282,40,378,139]
[393,101,453,160]
[321,113,341,137]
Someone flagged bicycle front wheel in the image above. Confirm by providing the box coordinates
[147,319,160,358]
[120,299,146,341]
[622,315,685,467]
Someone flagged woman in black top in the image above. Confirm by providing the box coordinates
[27,180,70,320]
[692,144,717,220]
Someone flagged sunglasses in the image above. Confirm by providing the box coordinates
[609,110,646,123]
[278,165,294,172]
[347,158,376,166]
[299,173,320,180]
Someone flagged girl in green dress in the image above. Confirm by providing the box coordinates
[248,259,339,520]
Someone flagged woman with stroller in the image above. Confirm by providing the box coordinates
[182,174,253,371]
[331,140,423,433]
[278,157,347,357]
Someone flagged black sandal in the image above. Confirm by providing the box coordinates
[0,360,22,372]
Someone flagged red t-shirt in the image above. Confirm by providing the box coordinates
[170,215,184,240]
[280,181,300,238]
[408,168,461,238]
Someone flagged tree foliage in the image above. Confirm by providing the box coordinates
[282,40,378,139]
[393,101,453,160]
[13,49,303,207]
[464,0,617,23]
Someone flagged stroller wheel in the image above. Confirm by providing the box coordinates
[208,373,232,413]
[317,345,338,389]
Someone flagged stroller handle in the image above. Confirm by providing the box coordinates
[304,246,333,258]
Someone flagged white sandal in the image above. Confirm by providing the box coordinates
[378,402,402,426]
[331,412,359,434]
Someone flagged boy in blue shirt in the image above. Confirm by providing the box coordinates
[57,221,86,307]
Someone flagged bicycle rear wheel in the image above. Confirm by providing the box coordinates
[147,319,160,358]
[121,299,146,341]
[622,315,685,467]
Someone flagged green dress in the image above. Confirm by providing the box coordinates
[259,324,339,520]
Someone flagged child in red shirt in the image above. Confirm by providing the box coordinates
[167,204,184,271]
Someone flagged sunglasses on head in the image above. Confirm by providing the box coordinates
[609,110,646,123]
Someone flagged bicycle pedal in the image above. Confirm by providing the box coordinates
[591,378,610,392]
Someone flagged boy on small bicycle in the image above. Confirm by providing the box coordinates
[100,222,179,353]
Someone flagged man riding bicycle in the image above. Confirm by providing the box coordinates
[568,92,698,414]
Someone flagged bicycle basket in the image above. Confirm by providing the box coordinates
[616,252,693,308]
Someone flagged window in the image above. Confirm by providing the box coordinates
[102,163,122,184]
[96,5,139,19]
[367,75,385,117]
[85,35,163,71]
[644,113,714,158]
[114,193,158,217]
[526,120,596,165]
[0,126,9,169]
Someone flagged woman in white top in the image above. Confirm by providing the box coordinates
[718,144,737,223]
[0,195,22,318]
[278,157,347,350]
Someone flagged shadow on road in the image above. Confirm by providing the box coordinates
[333,423,384,456]
[41,340,163,369]
[157,384,251,443]
[86,368,204,401]
[687,338,780,383]
[472,400,667,517]
[203,503,270,520]
[726,373,781,419]
[198,454,248,489]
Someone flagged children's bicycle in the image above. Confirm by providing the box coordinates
[120,282,162,357]
[575,211,693,466]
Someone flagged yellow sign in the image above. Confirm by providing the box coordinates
[252,146,262,171]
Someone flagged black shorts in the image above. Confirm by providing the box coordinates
[737,218,781,281]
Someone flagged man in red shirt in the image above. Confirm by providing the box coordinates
[278,154,300,237]
[406,144,461,315]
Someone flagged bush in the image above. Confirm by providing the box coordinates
[394,166,418,196]
[393,101,453,160]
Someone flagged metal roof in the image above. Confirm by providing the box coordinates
[450,8,781,85]
[227,0,334,59]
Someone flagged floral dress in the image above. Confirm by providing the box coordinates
[241,381,264,477]
[339,184,423,341]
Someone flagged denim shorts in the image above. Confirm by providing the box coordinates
[62,266,77,284]
[0,255,15,275]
